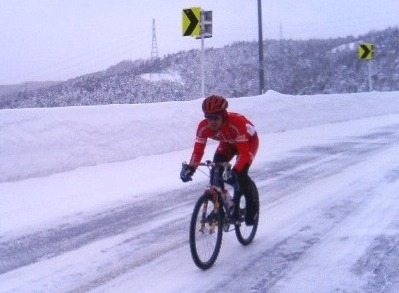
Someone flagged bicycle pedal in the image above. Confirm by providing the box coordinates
[223,223,230,232]
[210,221,218,233]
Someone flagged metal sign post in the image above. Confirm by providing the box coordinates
[183,7,212,99]
[358,43,375,92]
[368,61,373,92]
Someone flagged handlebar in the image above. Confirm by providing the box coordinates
[182,160,233,183]
[196,160,231,168]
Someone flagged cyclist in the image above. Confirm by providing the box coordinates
[180,95,259,225]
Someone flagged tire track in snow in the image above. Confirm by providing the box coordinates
[206,187,370,293]
[0,187,197,275]
[353,233,399,293]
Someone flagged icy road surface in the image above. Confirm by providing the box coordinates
[1,116,399,293]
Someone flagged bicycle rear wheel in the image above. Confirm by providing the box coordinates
[189,191,223,270]
[235,193,258,245]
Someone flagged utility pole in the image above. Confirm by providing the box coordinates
[257,0,265,94]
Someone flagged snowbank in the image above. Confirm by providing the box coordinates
[0,90,398,182]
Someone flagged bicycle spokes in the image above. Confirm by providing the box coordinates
[190,193,223,270]
[199,202,218,234]
[199,201,209,232]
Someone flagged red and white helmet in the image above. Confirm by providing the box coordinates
[202,95,228,115]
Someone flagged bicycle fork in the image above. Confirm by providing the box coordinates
[200,189,220,234]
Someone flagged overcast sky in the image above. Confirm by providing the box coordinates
[1,0,398,85]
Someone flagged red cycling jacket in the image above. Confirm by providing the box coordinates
[189,112,259,172]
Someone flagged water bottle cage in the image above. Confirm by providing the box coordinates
[221,191,234,217]
[222,165,232,181]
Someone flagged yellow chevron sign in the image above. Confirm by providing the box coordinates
[358,43,374,60]
[182,7,201,37]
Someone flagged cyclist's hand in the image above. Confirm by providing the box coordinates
[180,163,196,182]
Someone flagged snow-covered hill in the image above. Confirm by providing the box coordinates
[3,27,399,110]
[1,90,399,292]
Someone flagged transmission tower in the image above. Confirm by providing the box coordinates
[150,19,159,80]
[151,19,159,61]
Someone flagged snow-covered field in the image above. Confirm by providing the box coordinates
[1,90,399,292]
[140,71,183,84]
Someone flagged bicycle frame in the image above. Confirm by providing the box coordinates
[196,161,237,232]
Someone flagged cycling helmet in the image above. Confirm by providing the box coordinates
[202,95,228,115]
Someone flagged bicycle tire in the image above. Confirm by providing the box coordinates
[189,191,223,270]
[235,193,259,245]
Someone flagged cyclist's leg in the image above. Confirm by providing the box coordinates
[245,176,259,225]
[245,134,260,224]
[234,134,260,225]
[235,165,259,225]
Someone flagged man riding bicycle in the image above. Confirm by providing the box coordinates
[180,95,260,225]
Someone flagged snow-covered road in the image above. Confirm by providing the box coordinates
[95,119,399,293]
[1,111,399,292]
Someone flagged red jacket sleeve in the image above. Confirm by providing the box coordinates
[189,120,208,166]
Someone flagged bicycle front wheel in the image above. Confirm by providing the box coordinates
[189,191,223,270]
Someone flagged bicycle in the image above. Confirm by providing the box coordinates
[186,160,259,270]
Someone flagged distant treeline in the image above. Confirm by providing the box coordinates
[1,26,398,109]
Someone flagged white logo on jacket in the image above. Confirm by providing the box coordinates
[246,123,256,136]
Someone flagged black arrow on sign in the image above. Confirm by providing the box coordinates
[360,44,372,59]
[183,9,199,36]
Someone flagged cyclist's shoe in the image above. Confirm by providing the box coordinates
[227,214,238,225]
[227,208,240,225]
[244,192,259,226]
[244,200,258,225]
[245,210,258,226]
